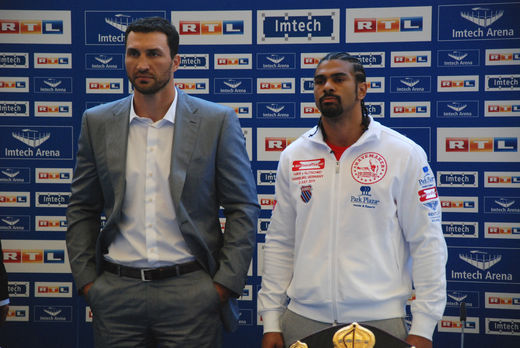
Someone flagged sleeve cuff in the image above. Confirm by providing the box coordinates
[261,310,283,333]
[408,312,439,341]
[0,298,9,306]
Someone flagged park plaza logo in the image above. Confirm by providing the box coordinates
[0,52,28,68]
[0,77,28,92]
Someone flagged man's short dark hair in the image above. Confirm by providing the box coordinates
[125,17,179,58]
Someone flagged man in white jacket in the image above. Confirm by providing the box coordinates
[258,52,447,348]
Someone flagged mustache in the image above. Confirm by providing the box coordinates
[319,94,340,103]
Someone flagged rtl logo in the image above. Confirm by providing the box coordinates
[393,106,427,114]
[37,57,68,65]
[441,200,474,209]
[446,137,517,152]
[0,20,63,34]
[37,105,69,113]
[440,80,475,88]
[38,219,66,228]
[303,105,320,115]
[488,104,520,113]
[0,80,26,88]
[3,249,65,263]
[37,285,70,294]
[89,82,120,90]
[488,176,520,184]
[488,226,519,235]
[0,195,27,203]
[489,53,519,61]
[265,137,296,152]
[175,82,206,90]
[38,171,70,180]
[260,82,292,90]
[217,58,248,65]
[394,55,428,63]
[303,57,320,66]
[179,20,243,35]
[354,17,423,33]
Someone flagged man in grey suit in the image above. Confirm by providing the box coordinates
[66,17,259,348]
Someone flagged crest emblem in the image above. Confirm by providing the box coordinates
[300,185,312,203]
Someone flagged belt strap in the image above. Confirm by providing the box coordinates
[103,260,201,281]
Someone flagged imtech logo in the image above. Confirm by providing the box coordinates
[214,54,252,70]
[2,240,70,273]
[437,128,520,163]
[34,77,72,93]
[12,128,51,147]
[1,126,74,160]
[485,75,520,91]
[257,78,294,94]
[34,53,71,69]
[258,9,339,44]
[0,10,71,44]
[0,215,30,231]
[85,11,165,45]
[485,100,520,117]
[485,172,520,188]
[485,197,520,214]
[437,171,478,187]
[178,54,209,70]
[257,102,295,119]
[0,167,30,184]
[215,78,252,94]
[0,101,29,117]
[390,51,430,67]
[301,78,314,94]
[0,77,29,92]
[257,170,277,186]
[350,52,385,68]
[0,192,30,207]
[485,318,520,336]
[174,79,209,94]
[438,3,519,41]
[437,49,480,67]
[346,6,431,43]
[442,222,478,238]
[300,103,321,118]
[0,52,28,68]
[85,53,124,70]
[459,250,501,271]
[438,75,479,92]
[437,101,478,118]
[34,101,72,117]
[8,281,30,297]
[35,305,72,322]
[440,196,478,212]
[485,222,520,239]
[390,102,430,118]
[486,48,520,65]
[35,282,72,298]
[35,192,70,208]
[218,103,252,118]
[390,76,431,93]
[86,78,123,94]
[257,53,296,70]
[365,102,384,118]
[173,11,251,45]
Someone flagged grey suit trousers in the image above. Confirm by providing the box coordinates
[87,269,223,348]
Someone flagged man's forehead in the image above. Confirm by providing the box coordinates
[314,59,354,76]
[127,31,168,46]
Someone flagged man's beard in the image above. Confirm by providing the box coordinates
[130,74,171,95]
[319,95,343,119]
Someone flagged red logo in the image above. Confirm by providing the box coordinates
[292,158,325,171]
[418,187,438,202]
[351,152,387,184]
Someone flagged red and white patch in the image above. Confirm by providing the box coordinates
[351,152,387,184]
[418,187,438,202]
[292,158,325,171]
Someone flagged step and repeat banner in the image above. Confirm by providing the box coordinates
[1,0,519,347]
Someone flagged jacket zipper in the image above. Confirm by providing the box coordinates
[331,158,340,323]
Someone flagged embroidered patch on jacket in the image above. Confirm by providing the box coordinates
[300,185,312,203]
[351,152,387,184]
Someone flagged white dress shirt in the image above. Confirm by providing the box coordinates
[105,89,195,268]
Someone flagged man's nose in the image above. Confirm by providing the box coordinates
[136,57,150,71]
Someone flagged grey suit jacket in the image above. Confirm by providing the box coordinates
[66,90,259,331]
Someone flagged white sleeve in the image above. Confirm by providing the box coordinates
[397,145,448,340]
[257,151,297,333]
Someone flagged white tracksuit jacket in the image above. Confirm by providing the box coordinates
[258,118,447,340]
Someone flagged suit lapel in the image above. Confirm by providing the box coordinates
[105,96,131,212]
[170,90,200,206]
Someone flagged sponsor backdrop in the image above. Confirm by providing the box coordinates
[1,0,519,347]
